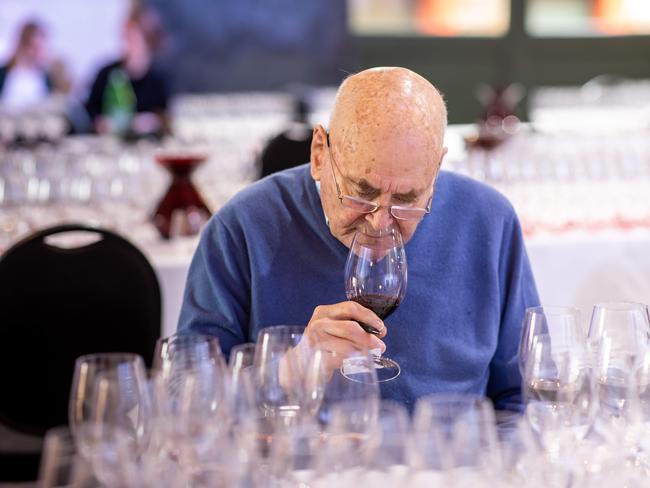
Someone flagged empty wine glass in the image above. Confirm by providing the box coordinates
[588,302,650,357]
[317,398,381,486]
[593,335,642,444]
[153,333,226,377]
[303,349,380,425]
[362,400,411,485]
[344,226,407,382]
[232,325,311,481]
[228,342,257,425]
[519,306,584,375]
[410,394,501,484]
[229,342,256,374]
[266,420,324,487]
[82,372,154,487]
[523,334,595,439]
[69,353,149,437]
[254,325,310,424]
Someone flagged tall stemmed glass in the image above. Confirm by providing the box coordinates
[68,353,151,487]
[519,306,584,375]
[588,302,650,442]
[344,226,407,382]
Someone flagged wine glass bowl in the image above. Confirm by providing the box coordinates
[518,306,583,376]
[344,226,407,382]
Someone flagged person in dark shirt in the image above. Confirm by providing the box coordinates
[85,5,169,136]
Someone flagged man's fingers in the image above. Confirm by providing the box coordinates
[312,301,386,335]
[317,319,385,353]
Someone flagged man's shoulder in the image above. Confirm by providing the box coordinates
[438,170,515,217]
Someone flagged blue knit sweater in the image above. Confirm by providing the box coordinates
[178,164,540,410]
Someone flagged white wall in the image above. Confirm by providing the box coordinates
[0,0,130,96]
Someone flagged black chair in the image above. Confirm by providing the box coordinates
[259,97,313,179]
[0,224,161,481]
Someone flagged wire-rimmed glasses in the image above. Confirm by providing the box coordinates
[326,132,434,221]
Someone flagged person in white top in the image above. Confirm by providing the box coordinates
[0,20,70,111]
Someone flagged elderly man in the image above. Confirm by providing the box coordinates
[178,67,539,410]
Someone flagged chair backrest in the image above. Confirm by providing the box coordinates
[259,125,313,178]
[0,224,161,436]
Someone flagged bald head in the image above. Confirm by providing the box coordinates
[311,67,447,248]
[329,67,447,158]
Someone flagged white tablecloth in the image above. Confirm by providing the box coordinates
[147,228,650,338]
[526,228,650,329]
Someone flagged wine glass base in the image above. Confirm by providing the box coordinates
[340,356,401,383]
[373,357,401,382]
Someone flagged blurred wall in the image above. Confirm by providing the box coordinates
[149,0,353,92]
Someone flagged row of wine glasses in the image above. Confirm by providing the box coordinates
[0,130,260,252]
[40,309,650,487]
[447,128,650,236]
[518,302,650,484]
[48,327,519,488]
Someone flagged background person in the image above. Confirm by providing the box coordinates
[0,19,70,111]
[85,4,169,137]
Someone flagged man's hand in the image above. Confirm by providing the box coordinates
[278,301,386,392]
[302,301,387,368]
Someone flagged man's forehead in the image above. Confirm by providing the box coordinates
[344,167,434,197]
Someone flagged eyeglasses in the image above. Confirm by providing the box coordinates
[326,132,435,221]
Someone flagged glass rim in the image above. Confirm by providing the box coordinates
[156,332,221,345]
[525,305,581,315]
[256,324,306,333]
[74,352,144,365]
[592,301,649,311]
[256,324,306,341]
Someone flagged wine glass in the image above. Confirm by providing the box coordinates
[410,394,500,484]
[344,226,407,382]
[69,353,149,436]
[228,342,257,424]
[518,306,584,375]
[588,302,650,356]
[522,334,595,447]
[303,349,380,425]
[68,354,152,487]
[362,400,411,485]
[153,333,226,377]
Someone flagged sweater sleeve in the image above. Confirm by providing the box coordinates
[177,215,251,356]
[487,212,540,411]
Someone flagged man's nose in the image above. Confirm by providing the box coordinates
[365,206,394,232]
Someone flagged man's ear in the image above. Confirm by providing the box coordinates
[437,146,448,171]
[310,124,327,181]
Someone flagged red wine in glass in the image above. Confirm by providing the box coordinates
[350,294,401,335]
[344,227,407,382]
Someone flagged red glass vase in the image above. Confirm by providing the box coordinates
[152,153,212,239]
